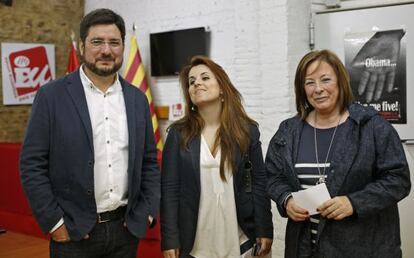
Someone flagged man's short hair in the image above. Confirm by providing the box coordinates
[80,8,126,43]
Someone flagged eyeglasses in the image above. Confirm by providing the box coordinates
[89,39,122,49]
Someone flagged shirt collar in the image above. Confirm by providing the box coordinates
[79,65,122,94]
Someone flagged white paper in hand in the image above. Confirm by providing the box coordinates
[291,183,331,215]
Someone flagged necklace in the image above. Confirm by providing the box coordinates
[313,113,341,185]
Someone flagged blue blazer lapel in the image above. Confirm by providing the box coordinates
[65,70,94,153]
[120,80,136,176]
[189,136,201,190]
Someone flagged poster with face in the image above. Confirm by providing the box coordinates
[1,43,55,105]
[344,29,406,124]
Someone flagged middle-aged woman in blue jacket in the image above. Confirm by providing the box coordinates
[161,56,273,258]
[266,49,410,258]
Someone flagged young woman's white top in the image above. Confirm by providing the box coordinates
[190,135,249,258]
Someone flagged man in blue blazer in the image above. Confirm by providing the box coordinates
[20,9,160,258]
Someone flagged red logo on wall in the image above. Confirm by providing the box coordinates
[8,46,52,97]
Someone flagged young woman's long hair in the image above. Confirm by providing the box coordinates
[172,55,257,180]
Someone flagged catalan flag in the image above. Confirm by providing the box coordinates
[66,32,79,74]
[124,35,163,161]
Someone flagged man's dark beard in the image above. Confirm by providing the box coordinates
[83,55,122,77]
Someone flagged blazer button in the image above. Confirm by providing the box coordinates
[88,161,93,167]
[87,190,92,195]
[331,169,335,174]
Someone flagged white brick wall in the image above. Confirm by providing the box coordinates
[83,1,411,257]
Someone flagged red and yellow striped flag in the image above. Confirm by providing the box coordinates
[124,35,163,161]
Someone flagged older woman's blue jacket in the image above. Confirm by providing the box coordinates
[266,103,411,258]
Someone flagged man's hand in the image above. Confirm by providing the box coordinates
[351,29,405,103]
[163,248,180,258]
[51,224,70,242]
[317,196,354,220]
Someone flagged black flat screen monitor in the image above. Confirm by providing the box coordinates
[150,27,208,76]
